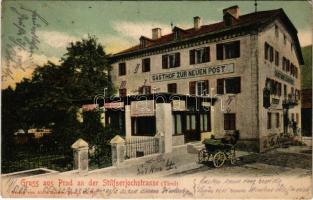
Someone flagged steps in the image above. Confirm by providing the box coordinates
[187,141,205,154]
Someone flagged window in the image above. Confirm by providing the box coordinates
[189,80,209,96]
[282,57,286,70]
[142,58,150,72]
[138,86,151,94]
[216,41,240,60]
[295,89,301,101]
[266,78,282,96]
[162,53,180,69]
[267,112,272,129]
[264,42,273,62]
[118,62,126,76]
[275,25,279,37]
[167,83,177,93]
[284,84,287,98]
[276,113,280,128]
[277,82,282,96]
[217,78,224,95]
[131,117,156,136]
[283,34,287,45]
[269,46,274,62]
[275,51,279,66]
[119,88,127,97]
[290,63,294,76]
[186,114,196,131]
[286,59,290,72]
[173,113,182,135]
[264,43,269,60]
[200,112,211,132]
[224,113,236,130]
[190,47,210,64]
[225,77,241,94]
[197,81,209,96]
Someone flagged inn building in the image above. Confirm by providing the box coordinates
[106,6,303,152]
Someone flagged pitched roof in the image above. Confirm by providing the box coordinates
[112,9,304,65]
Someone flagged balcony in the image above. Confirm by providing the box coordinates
[282,93,298,108]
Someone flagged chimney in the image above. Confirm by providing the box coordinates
[193,16,202,30]
[152,28,162,40]
[223,5,240,19]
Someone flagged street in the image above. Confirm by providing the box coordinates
[171,146,312,177]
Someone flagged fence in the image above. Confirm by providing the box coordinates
[125,137,159,159]
[1,146,73,174]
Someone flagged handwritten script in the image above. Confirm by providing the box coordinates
[136,155,177,175]
[3,6,48,81]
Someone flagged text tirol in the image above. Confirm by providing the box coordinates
[151,63,234,82]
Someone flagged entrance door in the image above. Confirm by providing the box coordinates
[184,113,200,142]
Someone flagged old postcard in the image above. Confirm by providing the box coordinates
[1,0,312,198]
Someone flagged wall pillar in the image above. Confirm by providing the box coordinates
[125,105,132,139]
[156,103,173,153]
[110,135,126,166]
[71,138,89,175]
[154,132,165,153]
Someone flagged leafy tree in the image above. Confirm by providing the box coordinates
[2,86,18,161]
[2,35,115,165]
[61,35,115,100]
[82,110,118,167]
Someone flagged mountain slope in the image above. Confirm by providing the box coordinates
[301,45,312,89]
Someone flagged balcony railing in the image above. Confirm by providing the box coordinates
[282,93,298,108]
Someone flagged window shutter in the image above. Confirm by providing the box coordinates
[235,41,240,58]
[175,52,180,67]
[216,44,223,60]
[217,79,224,94]
[231,114,236,130]
[270,46,274,62]
[204,47,210,62]
[190,50,195,64]
[162,55,168,69]
[204,80,209,95]
[189,81,196,95]
[264,43,268,60]
[235,77,241,93]
[138,86,143,94]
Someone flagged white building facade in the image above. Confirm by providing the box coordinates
[108,6,303,152]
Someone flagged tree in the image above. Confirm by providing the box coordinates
[61,35,115,100]
[81,110,118,167]
[2,35,115,164]
[2,86,18,161]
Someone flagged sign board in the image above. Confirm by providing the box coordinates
[130,100,155,117]
[201,102,211,107]
[172,100,186,111]
[104,102,124,109]
[82,104,98,111]
[274,70,294,85]
[151,63,234,82]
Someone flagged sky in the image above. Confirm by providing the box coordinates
[1,0,312,89]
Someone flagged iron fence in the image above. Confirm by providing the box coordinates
[125,137,159,159]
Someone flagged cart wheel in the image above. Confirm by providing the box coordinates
[198,149,206,163]
[213,151,226,168]
[229,147,236,165]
